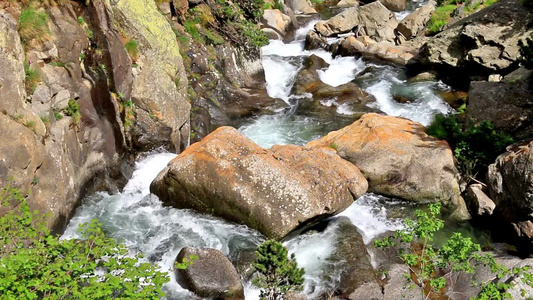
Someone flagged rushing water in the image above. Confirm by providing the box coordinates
[63,2,458,299]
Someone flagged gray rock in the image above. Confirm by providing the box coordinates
[397,0,435,39]
[285,0,318,14]
[176,247,244,299]
[32,84,52,104]
[337,0,359,7]
[315,6,360,37]
[358,1,398,43]
[488,141,533,252]
[418,0,533,79]
[262,9,291,35]
[151,127,368,239]
[467,80,533,140]
[52,90,71,110]
[379,0,406,12]
[383,264,423,300]
[111,0,191,152]
[465,184,495,216]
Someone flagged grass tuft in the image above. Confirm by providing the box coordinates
[18,7,50,45]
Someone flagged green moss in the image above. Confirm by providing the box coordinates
[427,5,456,34]
[124,39,139,60]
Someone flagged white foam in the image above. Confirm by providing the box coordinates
[317,57,365,87]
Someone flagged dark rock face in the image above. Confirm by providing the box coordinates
[176,247,244,299]
[151,126,368,239]
[487,141,533,253]
[467,80,533,141]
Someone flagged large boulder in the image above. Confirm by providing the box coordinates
[315,2,397,42]
[307,113,470,220]
[487,140,533,252]
[285,0,318,14]
[340,36,418,66]
[417,0,533,82]
[111,0,191,152]
[151,127,368,239]
[467,79,533,141]
[357,1,398,43]
[262,9,292,36]
[175,247,244,299]
[397,0,436,39]
[379,0,406,12]
[315,6,361,37]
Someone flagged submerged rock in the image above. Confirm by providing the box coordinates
[487,141,533,253]
[307,113,470,220]
[151,127,368,239]
[175,247,244,299]
[291,55,376,115]
[327,217,379,298]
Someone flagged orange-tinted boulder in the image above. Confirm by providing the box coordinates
[307,113,470,220]
[150,127,368,239]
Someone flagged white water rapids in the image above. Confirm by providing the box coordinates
[63,5,455,299]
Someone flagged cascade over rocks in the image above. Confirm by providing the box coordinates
[175,247,244,299]
[307,113,470,221]
[150,126,368,239]
[415,0,533,84]
[291,54,377,116]
[487,141,533,253]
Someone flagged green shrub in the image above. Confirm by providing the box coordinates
[124,39,139,60]
[253,240,305,300]
[18,7,50,45]
[426,114,513,179]
[0,183,169,299]
[427,5,456,34]
[519,35,533,69]
[24,62,41,93]
[64,98,81,125]
[238,19,269,47]
[375,203,533,300]
[234,0,265,21]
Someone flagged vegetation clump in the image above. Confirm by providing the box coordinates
[426,114,513,180]
[0,183,169,299]
[519,35,533,69]
[124,39,139,61]
[375,203,533,300]
[64,98,81,125]
[253,240,305,300]
[24,62,41,93]
[428,0,498,34]
[18,7,51,45]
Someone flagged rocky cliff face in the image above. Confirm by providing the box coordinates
[0,0,190,230]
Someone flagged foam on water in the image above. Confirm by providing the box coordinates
[317,57,366,87]
[62,153,265,299]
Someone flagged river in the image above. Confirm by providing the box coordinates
[62,3,458,299]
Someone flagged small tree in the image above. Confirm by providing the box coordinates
[253,240,305,300]
[375,203,533,299]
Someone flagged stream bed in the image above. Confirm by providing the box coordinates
[63,3,463,299]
